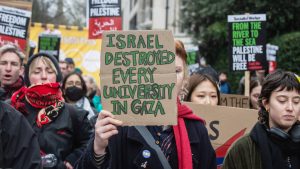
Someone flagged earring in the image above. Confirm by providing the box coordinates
[180,86,188,102]
[180,94,184,102]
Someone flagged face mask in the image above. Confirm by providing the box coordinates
[65,86,84,102]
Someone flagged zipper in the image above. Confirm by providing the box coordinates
[287,156,292,168]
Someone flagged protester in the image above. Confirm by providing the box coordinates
[74,67,83,75]
[10,53,92,169]
[219,71,231,94]
[59,60,68,79]
[184,73,220,106]
[83,75,96,103]
[0,44,25,99]
[65,57,75,74]
[192,66,219,84]
[250,79,262,109]
[74,40,216,169]
[0,88,41,169]
[62,72,96,120]
[92,90,103,113]
[83,75,103,112]
[222,69,300,169]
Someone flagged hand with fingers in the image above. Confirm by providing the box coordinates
[93,110,123,155]
[64,161,73,169]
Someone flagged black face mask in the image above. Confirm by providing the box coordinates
[65,86,84,102]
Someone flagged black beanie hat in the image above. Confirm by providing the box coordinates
[24,52,63,86]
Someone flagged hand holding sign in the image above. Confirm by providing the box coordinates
[94,110,123,155]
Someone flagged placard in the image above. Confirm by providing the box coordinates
[228,14,267,71]
[220,94,250,108]
[266,43,279,73]
[183,102,257,168]
[101,30,177,125]
[0,5,31,51]
[38,34,61,60]
[88,0,122,39]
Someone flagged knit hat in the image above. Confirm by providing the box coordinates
[24,52,62,86]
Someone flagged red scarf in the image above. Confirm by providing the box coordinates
[25,83,63,108]
[11,83,64,127]
[173,98,205,169]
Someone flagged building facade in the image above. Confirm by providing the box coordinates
[121,0,198,51]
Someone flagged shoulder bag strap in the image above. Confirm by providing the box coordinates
[134,126,172,169]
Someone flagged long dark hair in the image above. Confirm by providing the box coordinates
[258,69,300,125]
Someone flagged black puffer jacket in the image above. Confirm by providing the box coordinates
[23,101,92,169]
[0,88,41,169]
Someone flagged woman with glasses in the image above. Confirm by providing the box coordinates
[62,72,97,120]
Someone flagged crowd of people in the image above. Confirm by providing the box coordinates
[0,40,299,169]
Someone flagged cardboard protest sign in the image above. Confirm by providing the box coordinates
[88,0,122,39]
[0,5,31,51]
[220,94,250,108]
[183,102,257,168]
[101,30,177,126]
[38,34,61,60]
[228,14,267,71]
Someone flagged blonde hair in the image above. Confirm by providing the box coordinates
[29,56,58,76]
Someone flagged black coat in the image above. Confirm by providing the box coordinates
[24,102,92,169]
[75,119,216,169]
[0,99,41,169]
